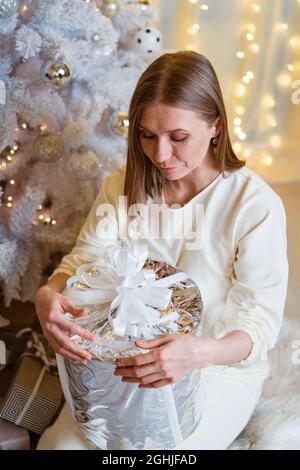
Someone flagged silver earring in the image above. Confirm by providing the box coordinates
[212,137,219,145]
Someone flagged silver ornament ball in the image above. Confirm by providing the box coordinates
[0,0,19,20]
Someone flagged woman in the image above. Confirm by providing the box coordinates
[35,51,288,450]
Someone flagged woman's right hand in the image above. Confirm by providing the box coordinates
[35,286,95,364]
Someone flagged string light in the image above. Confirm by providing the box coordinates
[238,132,247,141]
[233,142,243,153]
[3,193,14,208]
[0,143,21,172]
[20,3,28,13]
[276,22,289,32]
[33,199,57,227]
[270,135,282,148]
[234,127,242,135]
[185,0,210,50]
[243,148,252,158]
[262,94,275,108]
[186,44,196,51]
[251,43,260,52]
[289,36,300,48]
[247,24,256,33]
[39,123,48,133]
[35,212,57,225]
[184,0,298,176]
[267,114,277,127]
[252,4,260,13]
[236,83,246,96]
[0,180,13,209]
[277,72,292,87]
[262,155,273,166]
[188,24,200,35]
[235,106,245,115]
[233,117,242,126]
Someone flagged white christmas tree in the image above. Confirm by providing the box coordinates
[0,0,162,306]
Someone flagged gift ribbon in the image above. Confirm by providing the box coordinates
[14,328,58,427]
[67,240,189,338]
[15,328,57,372]
[163,385,183,446]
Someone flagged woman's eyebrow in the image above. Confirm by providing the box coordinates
[138,125,189,132]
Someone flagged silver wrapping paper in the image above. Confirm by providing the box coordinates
[57,254,204,450]
[58,358,204,450]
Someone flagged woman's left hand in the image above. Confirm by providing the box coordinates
[114,334,217,389]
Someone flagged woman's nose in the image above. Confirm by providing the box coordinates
[153,140,172,164]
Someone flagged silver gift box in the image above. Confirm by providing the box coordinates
[58,242,204,450]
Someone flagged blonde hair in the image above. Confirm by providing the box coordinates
[124,50,245,207]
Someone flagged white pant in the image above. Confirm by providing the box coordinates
[37,362,269,450]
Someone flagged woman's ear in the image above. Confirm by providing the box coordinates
[213,117,222,137]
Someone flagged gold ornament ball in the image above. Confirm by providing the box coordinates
[41,58,72,88]
[109,111,129,137]
[138,0,150,6]
[34,134,63,163]
[68,148,100,181]
[101,0,120,18]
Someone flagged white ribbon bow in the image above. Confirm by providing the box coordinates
[67,240,188,338]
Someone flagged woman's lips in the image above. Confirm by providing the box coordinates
[160,166,178,171]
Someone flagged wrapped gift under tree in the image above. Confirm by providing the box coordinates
[0,329,64,435]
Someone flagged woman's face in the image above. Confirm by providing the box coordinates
[138,102,218,180]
